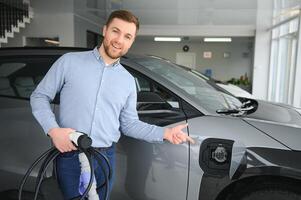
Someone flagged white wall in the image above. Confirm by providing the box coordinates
[32,0,74,13]
[129,37,254,82]
[73,0,106,47]
[139,25,255,37]
[74,15,102,47]
[252,0,273,100]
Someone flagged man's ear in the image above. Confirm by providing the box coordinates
[102,25,107,36]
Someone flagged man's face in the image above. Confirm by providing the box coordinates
[102,18,136,59]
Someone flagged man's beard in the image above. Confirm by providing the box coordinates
[103,39,125,59]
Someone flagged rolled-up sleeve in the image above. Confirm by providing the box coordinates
[30,54,68,134]
[119,79,164,143]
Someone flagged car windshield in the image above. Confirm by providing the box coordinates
[133,57,242,113]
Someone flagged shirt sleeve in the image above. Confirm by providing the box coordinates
[119,78,165,143]
[30,54,69,134]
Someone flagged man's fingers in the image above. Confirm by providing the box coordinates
[68,128,76,133]
[175,133,195,144]
[69,142,77,151]
[186,135,195,144]
[175,133,185,141]
[173,134,182,144]
[55,142,76,153]
[57,148,64,153]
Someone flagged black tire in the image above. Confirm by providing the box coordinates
[229,179,301,200]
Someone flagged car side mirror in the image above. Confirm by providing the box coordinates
[199,138,246,180]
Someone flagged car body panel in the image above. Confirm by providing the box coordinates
[187,116,290,149]
[246,100,301,125]
[0,97,52,192]
[112,122,189,200]
[244,119,301,151]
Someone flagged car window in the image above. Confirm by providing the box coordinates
[125,67,190,126]
[132,57,242,113]
[0,56,58,99]
[132,70,180,109]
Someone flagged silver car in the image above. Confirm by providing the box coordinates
[0,47,301,200]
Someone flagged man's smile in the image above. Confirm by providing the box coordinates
[112,43,121,50]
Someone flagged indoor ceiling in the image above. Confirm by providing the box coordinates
[116,0,258,26]
[85,0,258,26]
[80,0,301,26]
[77,0,301,37]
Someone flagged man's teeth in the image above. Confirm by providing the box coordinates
[112,44,120,49]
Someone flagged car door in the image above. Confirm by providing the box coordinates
[111,68,190,200]
[0,55,59,194]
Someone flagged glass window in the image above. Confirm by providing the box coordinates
[125,67,189,126]
[128,68,181,110]
[273,0,300,23]
[0,56,58,98]
[132,57,242,113]
[269,1,299,105]
[269,31,298,104]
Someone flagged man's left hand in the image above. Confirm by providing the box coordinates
[163,124,195,144]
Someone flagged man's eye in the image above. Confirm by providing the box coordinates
[125,36,132,40]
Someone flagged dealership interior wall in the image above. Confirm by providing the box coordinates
[1,0,301,107]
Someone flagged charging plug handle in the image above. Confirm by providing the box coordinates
[69,132,92,149]
[77,135,92,149]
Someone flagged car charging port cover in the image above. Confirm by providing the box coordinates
[199,138,234,177]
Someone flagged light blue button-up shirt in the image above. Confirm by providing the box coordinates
[30,47,164,147]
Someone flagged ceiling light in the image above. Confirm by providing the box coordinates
[44,39,60,45]
[204,38,232,42]
[154,37,181,42]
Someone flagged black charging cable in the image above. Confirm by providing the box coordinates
[18,133,112,200]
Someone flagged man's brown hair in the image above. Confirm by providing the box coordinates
[106,10,139,32]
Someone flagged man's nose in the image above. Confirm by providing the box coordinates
[115,34,124,44]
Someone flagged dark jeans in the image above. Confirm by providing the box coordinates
[56,145,115,200]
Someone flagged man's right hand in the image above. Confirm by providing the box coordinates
[48,128,77,153]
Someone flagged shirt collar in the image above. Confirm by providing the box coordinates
[92,46,120,67]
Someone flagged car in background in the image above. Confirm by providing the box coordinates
[176,65,254,98]
[197,72,254,98]
[216,82,253,98]
[0,47,301,200]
